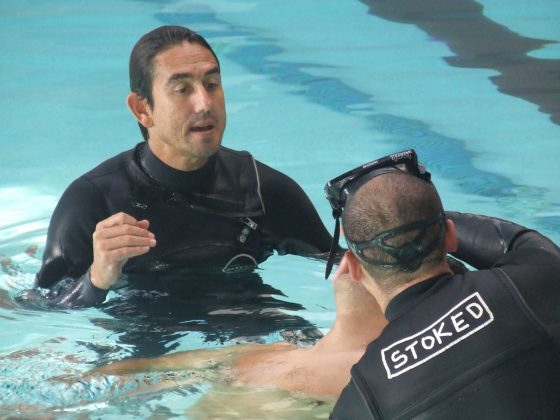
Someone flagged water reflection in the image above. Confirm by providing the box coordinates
[21,272,321,361]
[361,0,560,125]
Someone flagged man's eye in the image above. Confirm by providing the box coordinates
[174,84,192,94]
[206,80,220,90]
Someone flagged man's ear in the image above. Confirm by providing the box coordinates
[444,219,458,253]
[333,252,350,279]
[345,251,366,283]
[127,93,153,129]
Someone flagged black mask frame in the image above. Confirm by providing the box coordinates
[323,149,432,278]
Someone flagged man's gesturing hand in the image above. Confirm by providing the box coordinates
[90,212,156,290]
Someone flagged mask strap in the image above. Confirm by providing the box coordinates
[351,213,445,272]
[325,211,341,279]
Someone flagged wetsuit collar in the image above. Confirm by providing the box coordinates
[385,273,452,322]
[138,142,215,193]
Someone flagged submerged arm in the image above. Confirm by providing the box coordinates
[94,344,265,376]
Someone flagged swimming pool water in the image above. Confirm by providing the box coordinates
[1,0,559,417]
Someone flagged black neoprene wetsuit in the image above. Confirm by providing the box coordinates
[33,142,333,308]
[331,212,560,419]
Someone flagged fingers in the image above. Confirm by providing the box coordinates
[93,218,156,255]
[94,222,154,244]
[90,213,156,289]
[95,212,146,230]
[97,243,153,261]
[137,219,150,230]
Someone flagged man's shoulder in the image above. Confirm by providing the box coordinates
[80,144,139,183]
[59,144,140,199]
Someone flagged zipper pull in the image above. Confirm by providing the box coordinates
[237,217,258,244]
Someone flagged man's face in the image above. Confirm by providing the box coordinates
[147,41,226,169]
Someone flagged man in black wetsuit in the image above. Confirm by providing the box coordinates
[325,150,560,419]
[23,26,334,356]
[31,25,332,309]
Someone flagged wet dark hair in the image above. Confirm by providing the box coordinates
[129,25,220,140]
[342,171,446,293]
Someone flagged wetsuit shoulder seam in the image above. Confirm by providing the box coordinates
[82,150,134,181]
[250,155,266,215]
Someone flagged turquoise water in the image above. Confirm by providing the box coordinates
[1,0,559,416]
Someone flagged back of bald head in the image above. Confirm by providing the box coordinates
[342,171,445,290]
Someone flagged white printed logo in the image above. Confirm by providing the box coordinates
[222,254,258,274]
[381,292,494,379]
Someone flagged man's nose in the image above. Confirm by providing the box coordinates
[192,85,211,113]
